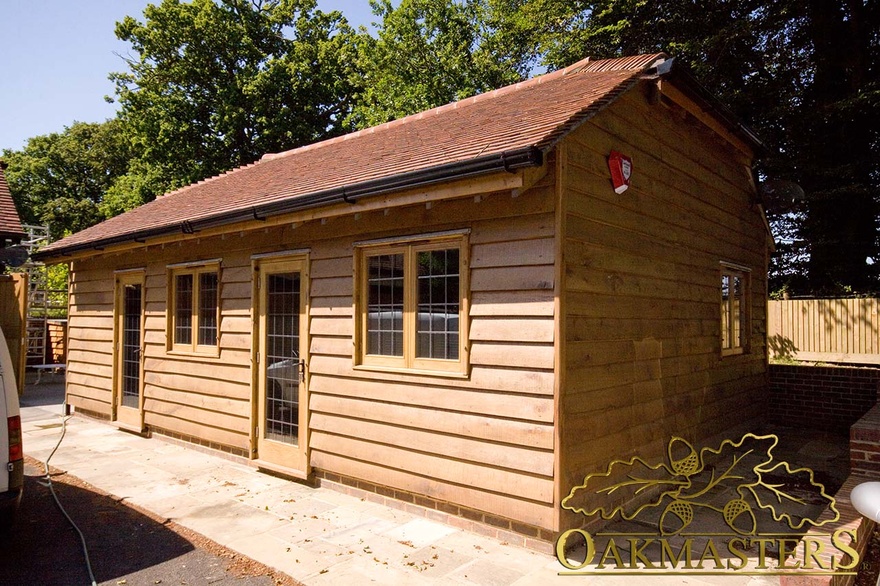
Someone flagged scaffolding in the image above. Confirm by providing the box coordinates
[21,224,66,365]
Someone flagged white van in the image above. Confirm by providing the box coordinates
[0,324,23,528]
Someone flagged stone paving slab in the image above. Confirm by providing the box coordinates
[18,391,825,585]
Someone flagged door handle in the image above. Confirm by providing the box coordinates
[298,359,306,383]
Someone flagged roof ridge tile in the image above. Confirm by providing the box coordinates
[258,54,657,166]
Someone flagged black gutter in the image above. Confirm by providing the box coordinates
[34,146,543,260]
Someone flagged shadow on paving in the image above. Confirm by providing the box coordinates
[0,461,280,586]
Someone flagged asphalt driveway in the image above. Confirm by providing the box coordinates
[0,457,294,586]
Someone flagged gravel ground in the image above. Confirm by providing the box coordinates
[0,456,301,586]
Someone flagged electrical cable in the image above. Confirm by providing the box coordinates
[41,413,97,586]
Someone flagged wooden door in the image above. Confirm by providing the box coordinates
[114,271,145,431]
[255,257,309,473]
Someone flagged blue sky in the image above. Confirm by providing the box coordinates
[0,1,376,152]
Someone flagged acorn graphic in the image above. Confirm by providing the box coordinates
[723,499,757,535]
[668,438,700,477]
[660,500,694,535]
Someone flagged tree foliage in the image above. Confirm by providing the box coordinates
[1,120,130,239]
[4,0,878,297]
[111,0,360,194]
[492,0,880,296]
[350,0,528,128]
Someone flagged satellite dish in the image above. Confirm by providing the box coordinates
[759,180,805,213]
[0,245,29,267]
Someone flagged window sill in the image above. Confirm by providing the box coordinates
[721,348,747,358]
[353,364,469,380]
[166,348,222,360]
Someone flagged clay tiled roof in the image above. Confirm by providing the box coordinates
[40,53,669,257]
[0,162,25,240]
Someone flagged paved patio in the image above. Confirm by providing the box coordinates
[19,376,853,585]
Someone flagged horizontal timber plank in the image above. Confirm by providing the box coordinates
[219,332,252,351]
[67,316,113,330]
[143,371,251,399]
[565,172,762,261]
[70,279,116,295]
[309,317,353,337]
[310,277,352,298]
[471,265,554,292]
[220,316,252,335]
[310,297,353,317]
[67,348,113,367]
[309,355,555,395]
[310,451,555,529]
[220,281,252,301]
[470,238,555,269]
[565,262,718,303]
[144,411,248,450]
[309,257,353,280]
[469,291,554,317]
[469,317,554,343]
[565,238,716,287]
[144,397,249,435]
[222,265,253,284]
[67,394,111,416]
[69,292,113,307]
[145,385,250,420]
[309,433,552,503]
[310,335,353,357]
[309,411,553,476]
[66,371,112,393]
[470,342,555,370]
[66,382,112,404]
[67,361,113,380]
[566,290,718,321]
[469,212,555,245]
[309,392,553,449]
[143,358,251,386]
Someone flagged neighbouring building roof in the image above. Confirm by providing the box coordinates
[37,53,760,259]
[0,161,25,241]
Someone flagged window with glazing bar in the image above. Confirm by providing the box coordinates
[355,233,468,374]
[721,263,750,355]
[169,262,220,354]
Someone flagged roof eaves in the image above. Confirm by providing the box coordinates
[649,58,766,154]
[34,146,544,261]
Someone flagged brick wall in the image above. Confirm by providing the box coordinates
[851,404,880,476]
[768,364,880,433]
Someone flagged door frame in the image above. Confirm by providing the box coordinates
[251,252,310,478]
[112,268,146,431]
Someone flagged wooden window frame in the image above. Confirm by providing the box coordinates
[167,259,221,356]
[720,262,750,357]
[354,232,469,376]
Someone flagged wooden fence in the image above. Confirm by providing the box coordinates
[768,298,880,364]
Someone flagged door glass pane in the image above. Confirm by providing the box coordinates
[366,254,404,356]
[416,249,459,359]
[265,272,300,445]
[122,284,141,408]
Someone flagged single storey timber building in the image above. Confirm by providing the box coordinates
[36,54,772,543]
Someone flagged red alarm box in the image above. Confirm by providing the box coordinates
[608,150,633,194]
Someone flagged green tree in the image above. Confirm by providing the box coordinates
[493,0,880,296]
[350,0,528,128]
[1,120,130,239]
[111,0,361,194]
